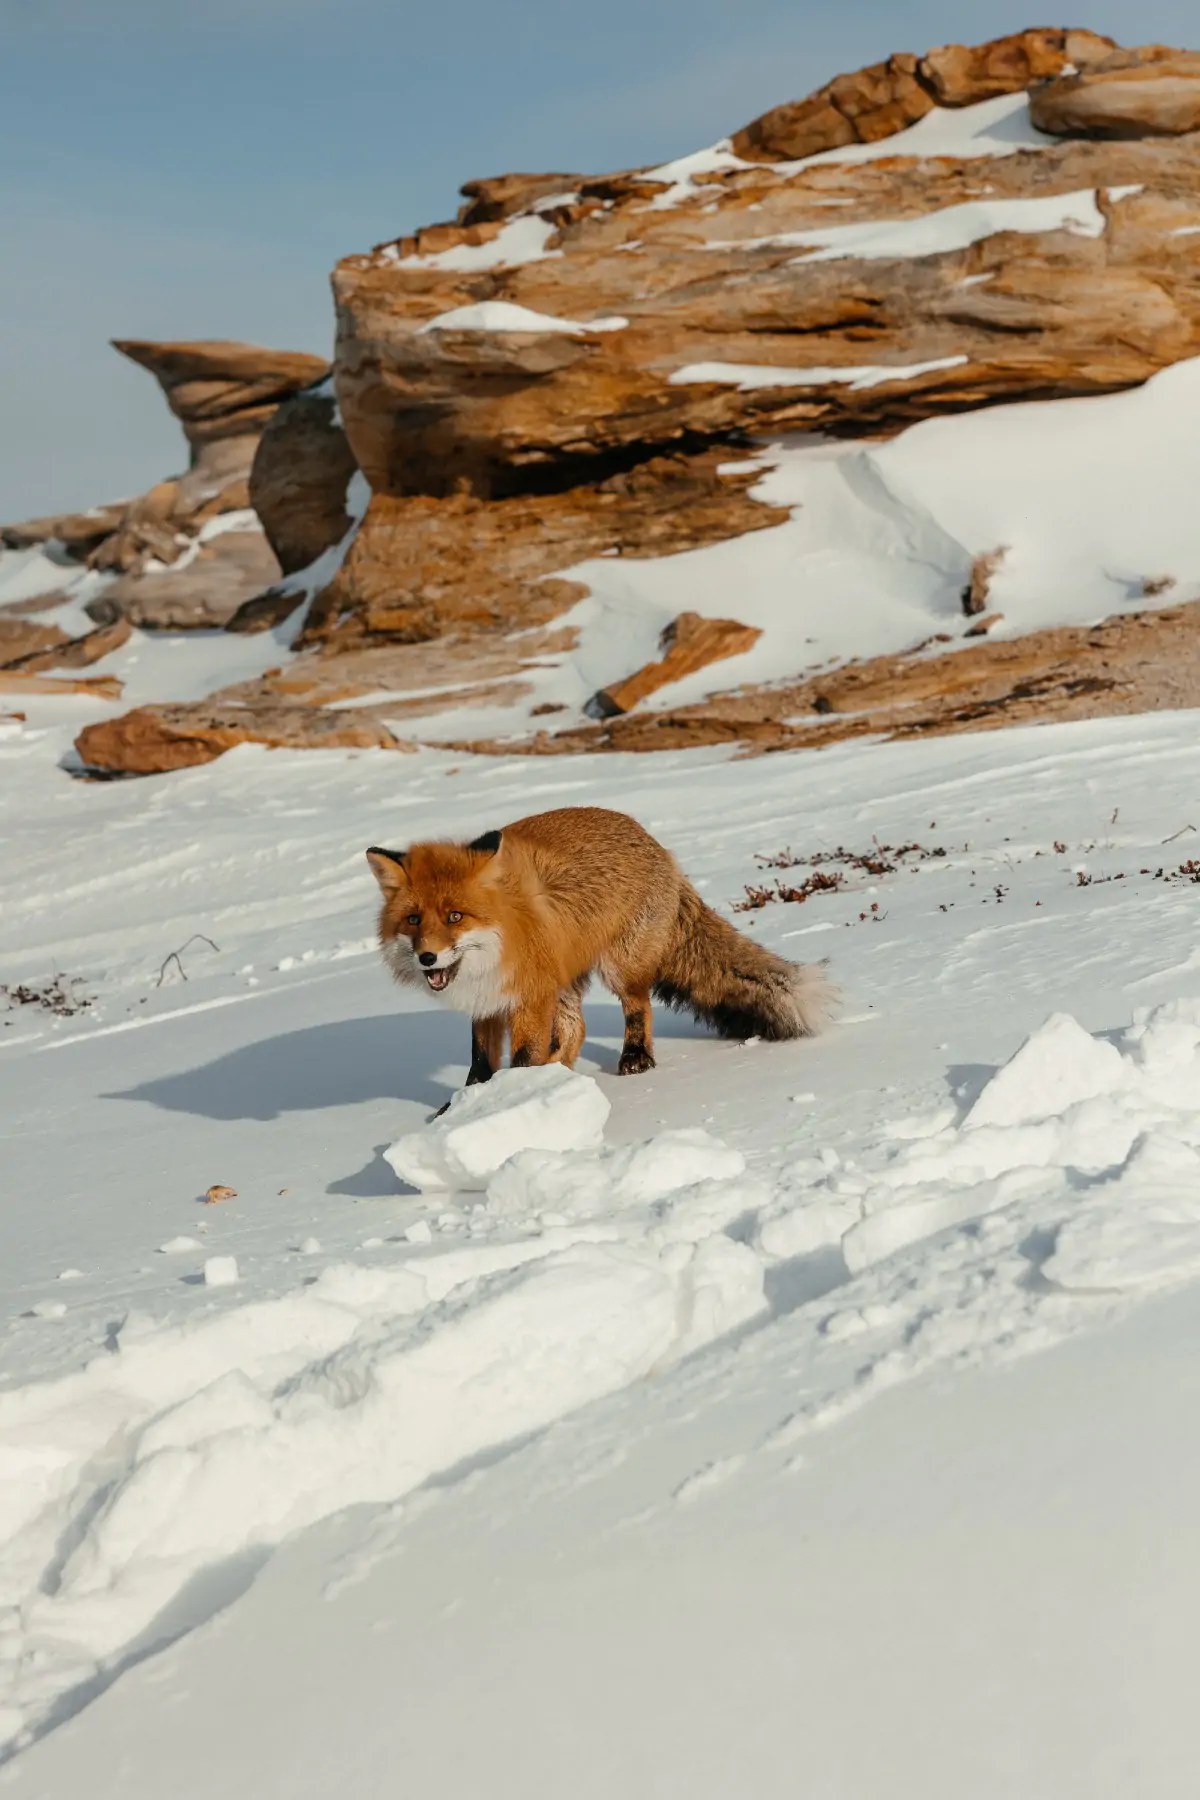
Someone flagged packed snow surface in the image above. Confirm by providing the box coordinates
[5,609,1200,1791]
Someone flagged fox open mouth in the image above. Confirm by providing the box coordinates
[424,961,460,993]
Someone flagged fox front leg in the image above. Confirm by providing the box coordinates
[509,994,558,1068]
[467,1015,506,1086]
[432,1016,506,1118]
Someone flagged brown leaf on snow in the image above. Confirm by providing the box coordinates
[203,1185,238,1205]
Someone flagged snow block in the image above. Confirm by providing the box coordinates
[385,1065,612,1190]
[964,1012,1125,1129]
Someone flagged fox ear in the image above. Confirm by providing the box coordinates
[468,828,502,858]
[366,846,408,894]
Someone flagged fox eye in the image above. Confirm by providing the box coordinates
[447,910,463,924]
[406,913,420,926]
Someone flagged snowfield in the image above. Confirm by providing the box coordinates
[3,692,1200,1793]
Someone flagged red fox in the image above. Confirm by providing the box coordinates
[366,806,836,1092]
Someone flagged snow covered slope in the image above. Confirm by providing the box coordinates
[556,356,1200,716]
[3,696,1200,1788]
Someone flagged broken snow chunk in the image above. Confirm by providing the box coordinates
[965,1013,1124,1129]
[29,1300,67,1320]
[385,1065,611,1191]
[158,1236,203,1254]
[202,1255,240,1287]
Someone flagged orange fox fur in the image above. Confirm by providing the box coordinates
[366,806,837,1091]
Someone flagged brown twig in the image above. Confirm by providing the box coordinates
[156,934,221,987]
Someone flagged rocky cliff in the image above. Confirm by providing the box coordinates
[4,28,1200,772]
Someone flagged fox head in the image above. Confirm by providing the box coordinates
[366,829,505,1004]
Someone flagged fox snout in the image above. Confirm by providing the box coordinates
[414,942,459,967]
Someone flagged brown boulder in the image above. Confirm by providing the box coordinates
[587,613,762,717]
[1031,52,1200,138]
[88,529,281,630]
[74,700,411,775]
[732,53,932,162]
[917,28,1106,107]
[249,385,357,574]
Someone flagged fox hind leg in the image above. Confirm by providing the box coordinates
[606,972,656,1076]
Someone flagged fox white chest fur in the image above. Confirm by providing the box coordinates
[382,926,510,1018]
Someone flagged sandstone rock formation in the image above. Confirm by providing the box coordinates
[46,26,1200,774]
[0,618,70,665]
[587,614,762,717]
[248,383,357,574]
[1,618,130,673]
[1031,50,1200,138]
[450,601,1200,757]
[297,449,785,651]
[112,339,329,517]
[332,139,1200,506]
[74,700,410,776]
[87,530,281,631]
[4,343,328,579]
[729,30,1118,161]
[1,506,126,556]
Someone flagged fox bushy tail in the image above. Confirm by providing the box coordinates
[653,883,838,1041]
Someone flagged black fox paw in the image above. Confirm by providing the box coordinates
[617,1046,656,1076]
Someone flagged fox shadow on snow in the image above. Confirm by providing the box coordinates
[107,1002,712,1126]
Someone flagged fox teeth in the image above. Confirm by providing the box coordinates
[426,969,451,991]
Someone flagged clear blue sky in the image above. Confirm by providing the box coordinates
[2,0,1193,520]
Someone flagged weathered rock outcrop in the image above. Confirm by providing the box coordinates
[0,618,70,665]
[87,531,281,630]
[248,384,357,574]
[450,601,1200,757]
[1,505,126,556]
[1031,49,1200,138]
[298,450,786,650]
[332,145,1200,506]
[39,27,1200,775]
[75,700,410,775]
[113,339,329,513]
[1,341,327,607]
[1,618,130,673]
[587,614,762,717]
[729,29,1118,161]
